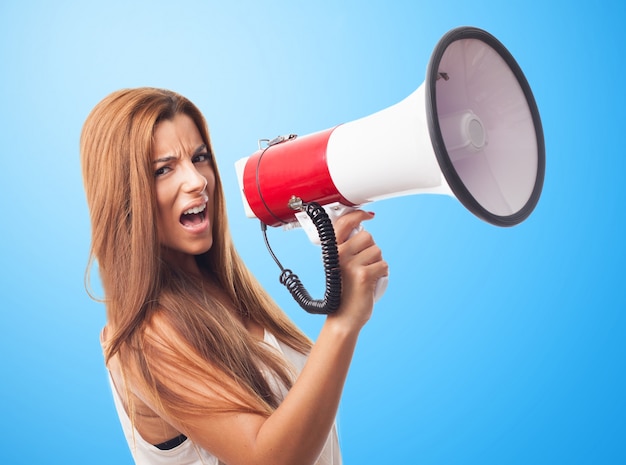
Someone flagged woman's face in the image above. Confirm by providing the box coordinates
[152,113,216,271]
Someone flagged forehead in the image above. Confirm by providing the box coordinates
[152,113,204,158]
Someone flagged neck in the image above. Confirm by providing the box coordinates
[161,248,203,277]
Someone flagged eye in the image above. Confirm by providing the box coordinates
[192,152,211,164]
[154,165,171,177]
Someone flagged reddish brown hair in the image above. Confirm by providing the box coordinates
[81,88,311,424]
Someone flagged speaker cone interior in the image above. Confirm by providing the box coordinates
[426,27,545,226]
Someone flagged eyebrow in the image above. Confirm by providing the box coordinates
[152,144,208,165]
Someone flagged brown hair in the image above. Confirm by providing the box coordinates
[80,88,311,424]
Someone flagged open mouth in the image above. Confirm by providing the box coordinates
[180,203,207,228]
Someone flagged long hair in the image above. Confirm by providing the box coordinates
[80,88,312,424]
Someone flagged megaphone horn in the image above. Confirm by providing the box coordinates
[235,26,545,312]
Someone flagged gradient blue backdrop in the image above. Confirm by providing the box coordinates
[1,1,624,463]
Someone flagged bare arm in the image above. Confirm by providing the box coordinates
[149,210,388,465]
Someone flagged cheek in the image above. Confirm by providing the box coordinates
[207,173,218,210]
[154,182,177,231]
[203,178,218,229]
[208,174,217,197]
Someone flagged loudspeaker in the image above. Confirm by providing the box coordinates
[236,26,544,228]
[235,27,545,312]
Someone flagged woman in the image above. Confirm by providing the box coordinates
[80,87,388,465]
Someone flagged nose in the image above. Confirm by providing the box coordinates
[181,161,207,194]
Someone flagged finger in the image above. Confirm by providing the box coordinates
[343,254,389,292]
[338,229,376,257]
[349,241,385,268]
[333,210,375,244]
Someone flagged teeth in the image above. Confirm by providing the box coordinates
[183,203,206,215]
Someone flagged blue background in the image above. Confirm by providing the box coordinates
[1,1,624,463]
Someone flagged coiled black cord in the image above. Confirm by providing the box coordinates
[262,202,342,314]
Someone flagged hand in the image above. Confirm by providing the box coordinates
[329,210,388,331]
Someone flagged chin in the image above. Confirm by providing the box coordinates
[161,238,214,268]
[192,239,214,256]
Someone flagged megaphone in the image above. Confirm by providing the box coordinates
[235,26,545,313]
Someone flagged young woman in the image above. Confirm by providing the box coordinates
[80,87,388,465]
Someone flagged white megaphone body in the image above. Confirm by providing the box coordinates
[235,27,545,314]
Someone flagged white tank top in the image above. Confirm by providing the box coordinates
[108,330,342,465]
